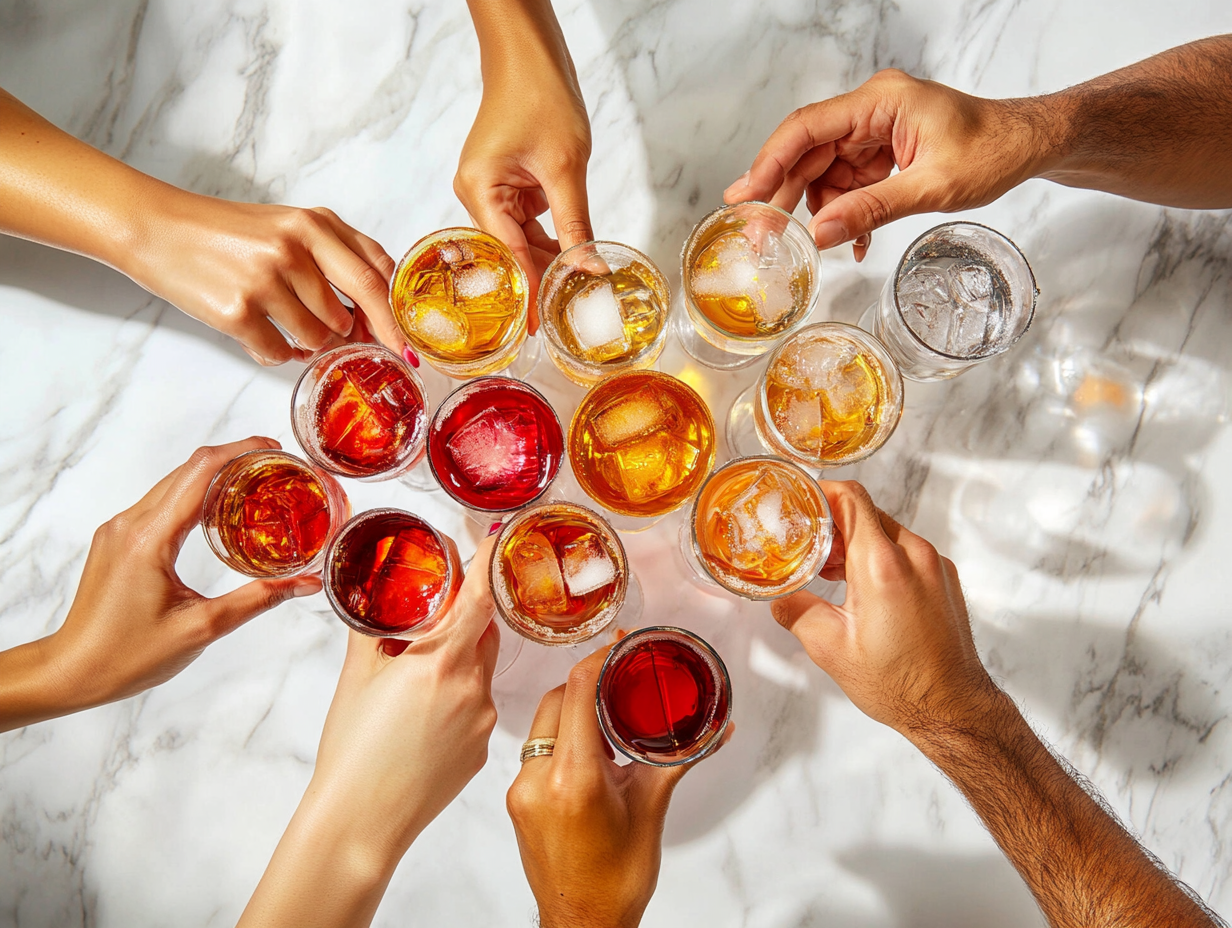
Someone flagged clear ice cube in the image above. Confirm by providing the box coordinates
[567,281,630,359]
[509,531,569,614]
[560,532,616,596]
[445,406,541,488]
[593,394,667,447]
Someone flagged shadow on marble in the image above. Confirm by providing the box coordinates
[977,615,1230,785]
[835,846,1045,928]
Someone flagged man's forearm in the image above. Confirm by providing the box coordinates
[1033,35,1232,207]
[908,690,1219,928]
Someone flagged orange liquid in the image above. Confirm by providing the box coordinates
[569,371,716,518]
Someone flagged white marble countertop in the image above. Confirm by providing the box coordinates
[3,1,1232,925]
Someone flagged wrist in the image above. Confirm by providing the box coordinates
[0,634,88,731]
[106,181,203,291]
[987,94,1073,183]
[901,682,1021,762]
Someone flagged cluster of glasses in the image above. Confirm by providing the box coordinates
[197,205,1036,766]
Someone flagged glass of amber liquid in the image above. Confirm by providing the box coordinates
[428,376,564,516]
[391,227,529,379]
[490,501,637,646]
[684,456,832,599]
[675,201,822,370]
[597,627,732,766]
[291,344,427,481]
[202,449,350,578]
[324,508,462,637]
[568,370,716,530]
[538,241,670,385]
[728,322,904,470]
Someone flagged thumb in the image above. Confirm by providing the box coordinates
[807,168,932,250]
[204,574,321,637]
[544,168,594,253]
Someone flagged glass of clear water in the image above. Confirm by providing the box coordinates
[860,222,1038,381]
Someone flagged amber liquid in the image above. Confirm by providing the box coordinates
[600,633,728,763]
[758,329,893,464]
[694,459,825,596]
[313,353,425,476]
[328,511,458,635]
[210,457,337,576]
[687,226,812,338]
[391,232,525,363]
[569,371,716,518]
[546,260,666,365]
[497,507,624,635]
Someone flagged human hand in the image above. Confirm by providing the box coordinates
[124,192,402,365]
[724,70,1051,261]
[771,481,998,738]
[31,438,319,722]
[454,12,593,332]
[306,535,500,853]
[506,646,729,928]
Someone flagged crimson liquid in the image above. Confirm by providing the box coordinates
[598,627,731,765]
[295,346,427,479]
[325,509,460,636]
[427,377,563,511]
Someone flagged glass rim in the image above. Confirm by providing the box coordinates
[427,375,564,514]
[289,343,428,480]
[488,499,630,646]
[756,321,905,469]
[201,448,341,579]
[323,507,458,638]
[890,220,1040,363]
[567,369,717,519]
[679,200,823,345]
[688,455,833,600]
[596,625,732,767]
[537,239,672,375]
[389,226,530,364]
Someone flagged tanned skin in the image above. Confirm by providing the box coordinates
[726,36,1232,259]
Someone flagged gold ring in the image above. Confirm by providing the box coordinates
[520,737,556,762]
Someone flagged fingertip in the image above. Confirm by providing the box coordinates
[292,575,322,598]
[811,218,849,250]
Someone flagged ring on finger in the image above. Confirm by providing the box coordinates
[520,737,556,763]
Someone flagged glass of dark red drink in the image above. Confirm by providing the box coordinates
[597,626,731,766]
[291,345,428,481]
[202,449,350,579]
[427,377,564,515]
[324,508,462,637]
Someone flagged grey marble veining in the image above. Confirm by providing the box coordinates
[2,1,1232,926]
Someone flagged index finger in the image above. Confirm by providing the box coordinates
[553,644,615,769]
[464,200,542,334]
[815,480,896,573]
[725,95,862,205]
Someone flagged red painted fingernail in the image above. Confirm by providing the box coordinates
[488,522,503,536]
[402,346,420,368]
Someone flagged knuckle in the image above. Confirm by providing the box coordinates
[855,189,894,229]
[565,662,593,693]
[352,263,387,296]
[310,206,339,224]
[188,444,227,475]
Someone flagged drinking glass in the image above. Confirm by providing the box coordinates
[674,201,822,370]
[859,221,1038,381]
[727,322,904,470]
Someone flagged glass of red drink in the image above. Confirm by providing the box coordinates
[427,377,564,515]
[597,626,731,766]
[324,508,462,638]
[202,449,350,578]
[291,345,428,481]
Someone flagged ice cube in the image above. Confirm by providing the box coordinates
[454,266,502,300]
[774,392,825,453]
[750,264,795,326]
[560,532,617,596]
[411,303,468,351]
[774,336,858,391]
[446,406,542,489]
[727,470,813,571]
[509,531,569,614]
[950,263,993,304]
[593,394,667,447]
[615,286,658,327]
[819,355,878,422]
[438,244,465,265]
[567,281,630,360]
[614,432,699,502]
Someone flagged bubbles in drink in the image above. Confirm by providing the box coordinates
[897,250,1013,359]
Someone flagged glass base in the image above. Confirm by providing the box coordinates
[726,385,771,459]
[673,310,763,371]
[600,508,666,533]
[505,334,543,380]
[399,456,440,493]
[857,302,877,334]
[677,518,722,593]
[493,621,525,678]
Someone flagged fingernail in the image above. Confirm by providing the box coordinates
[487,522,503,536]
[292,576,322,598]
[723,171,751,197]
[812,220,848,249]
[402,346,420,368]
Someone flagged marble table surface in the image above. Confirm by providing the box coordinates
[3,1,1232,925]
